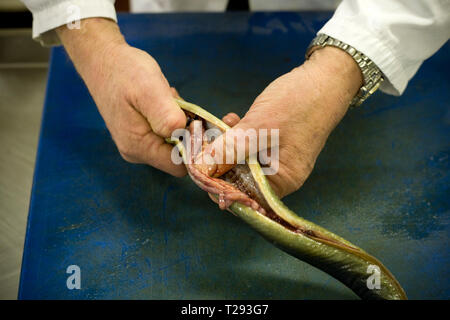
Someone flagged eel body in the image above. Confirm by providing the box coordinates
[168,99,407,300]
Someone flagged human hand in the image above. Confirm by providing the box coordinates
[202,46,363,197]
[57,18,187,176]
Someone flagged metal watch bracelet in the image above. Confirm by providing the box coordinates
[305,34,384,107]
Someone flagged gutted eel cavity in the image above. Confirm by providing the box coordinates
[186,120,267,214]
[167,98,407,300]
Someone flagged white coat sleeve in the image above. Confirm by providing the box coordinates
[318,0,450,95]
[20,0,117,46]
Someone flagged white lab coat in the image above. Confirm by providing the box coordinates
[21,0,450,95]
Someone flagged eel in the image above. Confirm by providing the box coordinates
[167,98,407,300]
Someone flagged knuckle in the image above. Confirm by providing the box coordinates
[115,139,127,154]
[292,176,305,192]
[304,159,315,175]
[116,140,137,163]
[156,113,186,137]
[172,168,187,178]
[282,158,315,195]
[165,112,186,130]
[294,161,315,190]
[286,173,304,194]
[119,151,136,163]
[145,135,160,155]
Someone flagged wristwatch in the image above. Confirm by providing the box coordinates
[305,34,384,107]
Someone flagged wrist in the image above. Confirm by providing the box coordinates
[310,46,363,98]
[56,18,127,78]
[285,46,363,132]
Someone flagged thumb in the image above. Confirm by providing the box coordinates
[198,113,279,178]
[135,78,186,138]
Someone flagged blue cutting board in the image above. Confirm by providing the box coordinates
[19,12,449,299]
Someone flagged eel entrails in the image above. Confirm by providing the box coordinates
[167,98,407,300]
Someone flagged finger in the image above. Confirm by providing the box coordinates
[141,132,187,177]
[196,113,240,176]
[117,127,187,177]
[170,87,183,100]
[222,112,240,127]
[205,117,277,177]
[134,77,186,138]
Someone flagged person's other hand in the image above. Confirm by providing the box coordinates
[57,18,186,176]
[204,46,363,197]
